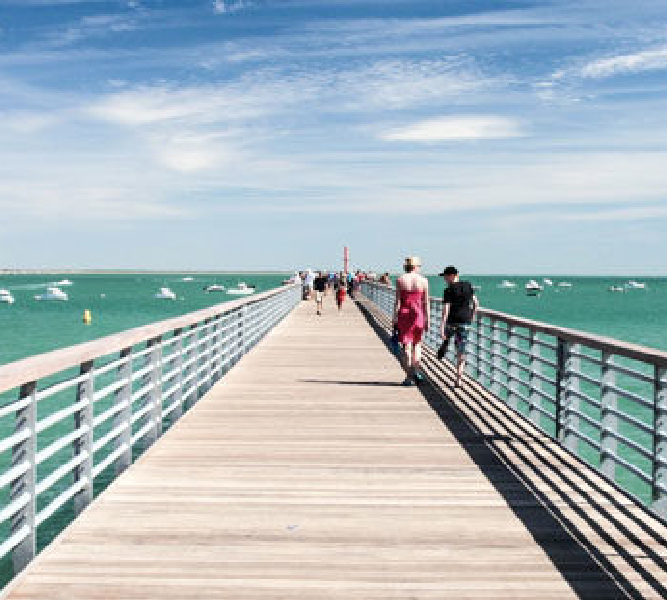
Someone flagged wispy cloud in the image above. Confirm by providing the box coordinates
[381,116,524,142]
[212,0,253,15]
[579,47,667,78]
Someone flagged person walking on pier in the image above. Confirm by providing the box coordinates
[335,272,346,312]
[314,271,328,316]
[393,256,429,386]
[437,265,478,388]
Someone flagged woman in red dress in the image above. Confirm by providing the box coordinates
[393,256,430,386]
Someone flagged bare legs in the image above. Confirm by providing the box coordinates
[455,352,466,387]
[401,342,423,384]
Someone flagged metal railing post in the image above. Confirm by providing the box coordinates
[10,381,37,573]
[559,341,581,453]
[653,366,667,517]
[114,347,133,475]
[490,319,502,397]
[203,318,213,392]
[527,331,541,427]
[600,351,618,479]
[507,326,519,411]
[73,360,94,515]
[144,336,162,446]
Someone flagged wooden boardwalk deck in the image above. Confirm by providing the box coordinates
[3,295,667,599]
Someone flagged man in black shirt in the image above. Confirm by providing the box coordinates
[437,265,479,387]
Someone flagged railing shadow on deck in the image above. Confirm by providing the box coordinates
[355,296,667,600]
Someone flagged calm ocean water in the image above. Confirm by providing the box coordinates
[1,273,666,367]
[0,272,665,587]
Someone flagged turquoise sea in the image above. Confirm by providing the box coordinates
[1,273,666,367]
[0,272,666,588]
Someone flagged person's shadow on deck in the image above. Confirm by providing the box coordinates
[355,297,667,600]
[299,379,405,387]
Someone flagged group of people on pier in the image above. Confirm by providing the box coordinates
[301,258,478,388]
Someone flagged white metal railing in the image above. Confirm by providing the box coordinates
[360,281,667,520]
[0,284,301,576]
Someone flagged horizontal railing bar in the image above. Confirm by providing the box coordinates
[0,492,30,524]
[0,525,30,561]
[569,351,603,366]
[527,383,556,403]
[131,363,153,382]
[606,383,655,410]
[608,454,652,485]
[605,407,655,437]
[568,408,602,432]
[0,428,32,455]
[130,421,154,446]
[92,400,129,430]
[566,428,602,452]
[92,444,129,478]
[35,373,88,403]
[567,388,601,410]
[93,378,128,403]
[36,425,89,465]
[36,452,88,496]
[92,422,128,454]
[131,381,154,404]
[0,461,30,490]
[36,478,87,526]
[94,355,130,377]
[0,397,32,420]
[569,369,600,388]
[604,431,653,461]
[36,399,89,434]
[130,401,154,426]
[606,361,654,384]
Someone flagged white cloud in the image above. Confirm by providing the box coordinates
[381,116,524,142]
[213,0,252,15]
[580,47,667,78]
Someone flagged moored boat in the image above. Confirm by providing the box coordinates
[34,287,68,301]
[227,282,256,296]
[154,287,176,300]
[0,289,15,304]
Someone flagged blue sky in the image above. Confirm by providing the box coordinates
[1,0,667,273]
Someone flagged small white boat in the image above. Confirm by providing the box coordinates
[34,286,68,301]
[0,289,15,304]
[525,279,543,295]
[609,286,625,292]
[626,280,646,289]
[203,284,225,292]
[227,282,256,296]
[557,281,572,288]
[154,287,176,300]
[543,278,553,286]
[498,280,516,288]
[55,279,73,286]
[182,277,194,282]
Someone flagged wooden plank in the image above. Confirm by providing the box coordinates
[2,296,665,599]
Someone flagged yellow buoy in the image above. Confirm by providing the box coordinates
[83,309,92,324]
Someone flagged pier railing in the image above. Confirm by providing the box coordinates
[0,284,301,576]
[360,281,667,520]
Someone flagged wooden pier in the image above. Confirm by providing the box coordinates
[3,294,667,599]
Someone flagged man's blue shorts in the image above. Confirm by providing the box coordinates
[445,324,471,354]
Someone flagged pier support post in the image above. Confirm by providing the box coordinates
[73,360,94,516]
[114,347,133,476]
[600,351,618,480]
[653,366,667,518]
[11,382,37,573]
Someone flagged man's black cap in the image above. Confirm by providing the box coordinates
[438,266,458,276]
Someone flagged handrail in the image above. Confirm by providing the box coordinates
[359,281,667,521]
[0,283,301,582]
[0,286,291,395]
